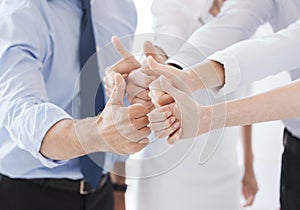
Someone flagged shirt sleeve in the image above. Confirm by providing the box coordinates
[151,0,212,56]
[209,19,300,95]
[0,3,72,168]
[167,0,274,67]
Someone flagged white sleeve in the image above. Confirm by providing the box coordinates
[168,0,274,67]
[209,19,300,95]
[152,0,213,56]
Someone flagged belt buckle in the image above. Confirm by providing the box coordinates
[79,180,89,195]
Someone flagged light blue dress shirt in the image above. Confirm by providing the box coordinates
[0,0,137,179]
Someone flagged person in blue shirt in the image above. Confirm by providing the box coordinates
[0,1,150,210]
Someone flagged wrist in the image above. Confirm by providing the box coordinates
[244,155,254,170]
[198,105,213,135]
[41,119,86,160]
[74,117,106,154]
[187,60,225,91]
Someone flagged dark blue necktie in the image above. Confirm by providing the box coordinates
[79,0,105,189]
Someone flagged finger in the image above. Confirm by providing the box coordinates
[139,126,150,132]
[127,82,151,101]
[128,68,157,88]
[167,128,182,144]
[158,93,175,106]
[134,127,151,141]
[137,138,149,144]
[159,75,187,103]
[131,116,150,130]
[128,104,149,119]
[154,121,180,139]
[107,73,126,106]
[104,70,115,89]
[112,35,132,59]
[148,90,160,108]
[130,97,153,108]
[146,56,175,77]
[110,58,141,75]
[144,41,157,58]
[144,41,167,64]
[132,141,149,153]
[135,89,151,100]
[243,195,255,207]
[150,116,176,131]
[104,81,114,97]
[147,109,172,122]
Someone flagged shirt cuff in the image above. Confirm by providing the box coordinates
[208,51,241,96]
[166,46,207,69]
[33,104,72,168]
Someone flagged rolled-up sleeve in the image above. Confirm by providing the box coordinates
[0,3,71,167]
[209,19,300,95]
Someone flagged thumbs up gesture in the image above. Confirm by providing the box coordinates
[148,75,208,144]
[104,36,166,111]
[97,73,150,154]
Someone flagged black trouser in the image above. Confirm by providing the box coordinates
[280,129,300,210]
[0,175,113,210]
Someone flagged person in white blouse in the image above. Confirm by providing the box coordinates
[124,0,258,210]
[140,0,300,209]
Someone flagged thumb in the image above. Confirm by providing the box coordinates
[144,41,156,58]
[147,56,161,71]
[112,35,132,59]
[158,75,186,103]
[107,73,126,106]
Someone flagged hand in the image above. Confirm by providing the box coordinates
[145,56,196,106]
[242,168,259,207]
[114,191,126,210]
[148,76,209,144]
[104,36,141,97]
[127,41,167,110]
[97,73,150,154]
[143,40,168,64]
[105,36,166,110]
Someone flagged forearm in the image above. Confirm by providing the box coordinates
[242,125,254,169]
[187,60,225,92]
[169,0,272,67]
[205,80,300,130]
[40,117,100,160]
[110,161,126,185]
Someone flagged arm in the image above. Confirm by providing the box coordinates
[207,19,300,95]
[41,74,150,160]
[0,5,71,167]
[241,125,258,207]
[148,76,300,142]
[207,80,300,129]
[168,0,274,67]
[110,161,127,210]
[147,19,300,97]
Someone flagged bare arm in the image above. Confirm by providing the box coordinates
[147,75,300,143]
[241,125,258,207]
[110,161,127,210]
[205,80,300,131]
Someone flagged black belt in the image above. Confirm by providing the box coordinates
[284,129,300,154]
[0,173,109,195]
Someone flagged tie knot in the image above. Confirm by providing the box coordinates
[81,0,91,10]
